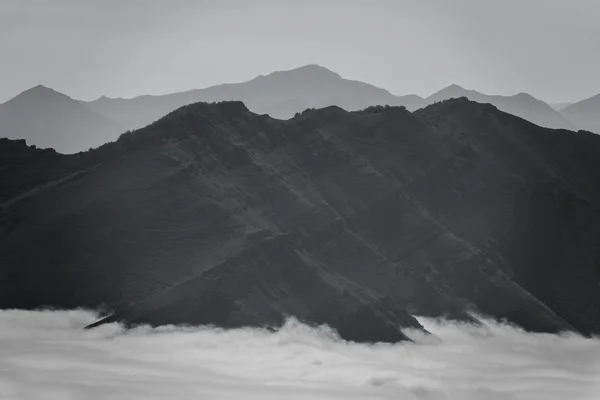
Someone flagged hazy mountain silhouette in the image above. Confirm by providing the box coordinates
[426,84,575,130]
[86,64,426,129]
[2,98,599,341]
[2,67,584,154]
[561,93,600,134]
[550,102,573,111]
[0,85,125,154]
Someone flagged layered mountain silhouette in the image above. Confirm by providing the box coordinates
[0,85,125,154]
[561,93,600,134]
[550,102,572,111]
[86,64,426,129]
[2,98,600,342]
[427,84,576,131]
[3,66,589,154]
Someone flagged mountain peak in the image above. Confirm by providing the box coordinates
[426,84,479,102]
[427,84,473,101]
[23,84,63,96]
[258,64,342,81]
[514,92,536,100]
[294,63,339,73]
[29,84,48,91]
[445,84,467,91]
[437,84,475,95]
[5,85,73,105]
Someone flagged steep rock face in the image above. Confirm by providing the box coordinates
[1,99,600,341]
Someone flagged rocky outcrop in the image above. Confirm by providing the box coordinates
[1,99,599,341]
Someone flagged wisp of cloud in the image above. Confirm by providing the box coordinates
[0,309,599,400]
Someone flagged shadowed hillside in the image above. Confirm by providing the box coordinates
[2,98,600,342]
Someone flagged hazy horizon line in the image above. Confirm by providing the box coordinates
[2,63,594,106]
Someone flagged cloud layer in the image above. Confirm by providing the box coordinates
[1,309,599,400]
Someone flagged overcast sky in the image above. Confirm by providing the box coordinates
[1,0,599,103]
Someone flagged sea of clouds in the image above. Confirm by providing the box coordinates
[1,309,599,400]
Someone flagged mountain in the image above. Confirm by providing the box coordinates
[2,98,600,342]
[2,69,583,155]
[86,64,426,130]
[550,102,572,111]
[0,85,125,154]
[561,93,600,134]
[426,84,576,130]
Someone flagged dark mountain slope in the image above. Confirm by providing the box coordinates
[1,99,599,341]
[413,101,600,335]
[0,138,76,205]
[561,93,600,134]
[0,86,125,154]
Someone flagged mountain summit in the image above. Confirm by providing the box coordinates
[253,64,343,81]
[2,85,80,111]
[427,84,476,100]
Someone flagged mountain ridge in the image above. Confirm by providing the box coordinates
[426,84,576,131]
[84,64,427,130]
[2,98,599,341]
[3,65,591,154]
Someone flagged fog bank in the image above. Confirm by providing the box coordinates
[1,309,599,399]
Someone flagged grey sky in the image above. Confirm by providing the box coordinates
[1,0,598,103]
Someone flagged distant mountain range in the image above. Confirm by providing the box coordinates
[426,84,576,131]
[561,93,600,135]
[0,85,124,154]
[85,64,426,129]
[2,98,600,341]
[550,102,573,111]
[1,64,598,153]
